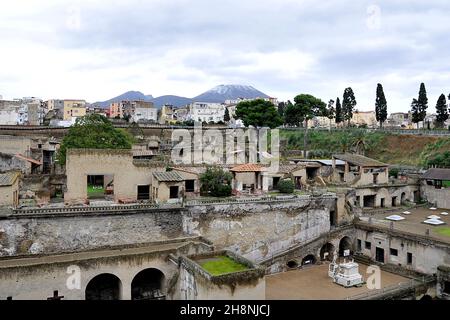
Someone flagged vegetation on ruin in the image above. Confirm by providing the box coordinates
[277,179,295,193]
[281,129,450,168]
[57,114,135,164]
[200,166,233,197]
[199,256,249,276]
[435,227,450,237]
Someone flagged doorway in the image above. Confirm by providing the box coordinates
[137,185,150,200]
[169,186,179,199]
[272,177,280,190]
[392,196,397,207]
[363,195,376,208]
[375,247,385,263]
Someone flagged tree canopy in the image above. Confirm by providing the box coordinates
[284,94,327,126]
[57,114,134,164]
[200,166,233,197]
[375,83,387,128]
[235,99,283,128]
[435,94,448,127]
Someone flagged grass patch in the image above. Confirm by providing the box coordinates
[443,181,450,188]
[435,227,450,237]
[199,256,249,276]
[87,184,105,197]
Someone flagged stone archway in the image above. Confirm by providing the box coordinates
[320,243,336,261]
[131,268,166,300]
[401,192,407,204]
[85,273,122,300]
[338,236,353,257]
[301,254,317,266]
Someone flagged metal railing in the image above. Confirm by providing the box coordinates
[346,275,435,300]
[11,202,162,215]
[184,193,336,206]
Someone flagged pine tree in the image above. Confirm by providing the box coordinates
[335,97,343,125]
[417,83,428,128]
[375,83,387,128]
[435,94,448,128]
[343,87,357,126]
[224,107,230,122]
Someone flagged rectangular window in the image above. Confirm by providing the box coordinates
[407,252,413,265]
[357,239,362,251]
[390,248,398,256]
[185,180,195,192]
[365,241,371,250]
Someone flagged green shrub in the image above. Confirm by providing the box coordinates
[278,179,294,193]
[200,166,233,197]
[389,168,399,178]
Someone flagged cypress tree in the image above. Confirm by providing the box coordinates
[411,98,420,129]
[417,83,428,127]
[224,107,230,122]
[343,87,357,126]
[335,97,343,124]
[435,94,448,128]
[375,83,387,128]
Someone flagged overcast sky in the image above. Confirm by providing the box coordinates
[1,0,449,112]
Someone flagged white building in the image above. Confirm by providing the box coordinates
[0,98,44,125]
[188,102,225,123]
[132,105,158,123]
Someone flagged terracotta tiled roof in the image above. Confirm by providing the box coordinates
[14,154,42,165]
[230,163,264,172]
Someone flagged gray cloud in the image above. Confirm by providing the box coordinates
[0,0,449,111]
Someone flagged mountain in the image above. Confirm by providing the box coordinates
[93,84,270,109]
[151,95,192,108]
[192,84,269,103]
[93,91,153,108]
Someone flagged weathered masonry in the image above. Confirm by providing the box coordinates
[0,237,212,300]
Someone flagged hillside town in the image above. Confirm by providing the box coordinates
[1,88,450,130]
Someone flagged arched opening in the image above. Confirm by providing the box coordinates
[85,273,121,300]
[420,294,432,301]
[286,260,299,269]
[301,254,316,266]
[320,243,335,261]
[131,268,165,300]
[401,192,406,204]
[339,236,353,257]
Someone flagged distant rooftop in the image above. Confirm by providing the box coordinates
[230,163,264,172]
[153,171,184,182]
[0,171,20,187]
[333,154,387,167]
[422,168,450,180]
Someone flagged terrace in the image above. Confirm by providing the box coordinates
[358,206,450,244]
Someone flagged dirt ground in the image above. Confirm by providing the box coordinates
[365,207,450,243]
[265,262,409,300]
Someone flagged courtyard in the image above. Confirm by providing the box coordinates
[265,262,410,300]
